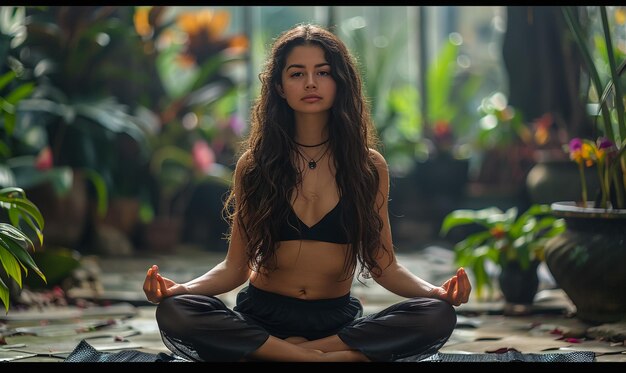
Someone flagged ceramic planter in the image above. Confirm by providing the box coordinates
[544,201,626,324]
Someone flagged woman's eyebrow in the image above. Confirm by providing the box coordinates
[285,62,330,71]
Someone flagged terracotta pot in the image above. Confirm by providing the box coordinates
[544,201,626,324]
[99,197,141,236]
[140,216,182,253]
[26,170,88,249]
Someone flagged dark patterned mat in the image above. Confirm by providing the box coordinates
[64,339,596,363]
[413,350,596,362]
[63,340,188,362]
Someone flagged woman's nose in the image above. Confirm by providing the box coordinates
[305,74,317,89]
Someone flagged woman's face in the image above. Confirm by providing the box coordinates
[278,44,337,115]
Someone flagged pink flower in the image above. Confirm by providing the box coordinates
[35,146,53,170]
[549,328,563,335]
[191,140,215,173]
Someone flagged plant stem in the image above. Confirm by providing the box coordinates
[578,162,588,205]
[598,161,608,208]
[606,146,626,209]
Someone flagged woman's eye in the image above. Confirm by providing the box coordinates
[319,71,331,76]
[290,72,303,78]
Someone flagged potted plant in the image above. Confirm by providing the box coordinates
[144,126,233,252]
[7,6,247,255]
[374,37,482,172]
[543,6,626,324]
[560,6,625,210]
[440,204,565,306]
[0,187,46,312]
[361,33,482,245]
[3,6,164,251]
[133,7,246,252]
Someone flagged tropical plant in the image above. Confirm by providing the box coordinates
[421,35,483,160]
[1,6,108,221]
[148,124,233,221]
[562,6,626,209]
[338,13,417,175]
[440,204,566,300]
[370,35,482,174]
[0,187,46,312]
[134,6,245,222]
[12,6,153,209]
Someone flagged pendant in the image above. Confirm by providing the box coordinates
[308,160,317,169]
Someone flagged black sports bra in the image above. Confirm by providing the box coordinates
[278,198,350,244]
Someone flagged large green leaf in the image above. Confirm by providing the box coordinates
[75,99,148,146]
[562,6,614,141]
[0,242,22,289]
[16,98,76,123]
[0,70,16,91]
[0,222,46,283]
[0,187,45,231]
[440,207,504,234]
[0,275,8,312]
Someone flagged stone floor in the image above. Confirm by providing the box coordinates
[1,245,625,363]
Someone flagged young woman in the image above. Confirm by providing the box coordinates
[143,23,471,362]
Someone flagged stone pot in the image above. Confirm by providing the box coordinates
[526,158,599,205]
[498,260,540,305]
[544,201,626,324]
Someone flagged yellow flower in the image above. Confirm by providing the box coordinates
[615,8,626,25]
[134,7,151,37]
[593,145,606,163]
[569,142,594,167]
[176,9,248,66]
[133,6,167,40]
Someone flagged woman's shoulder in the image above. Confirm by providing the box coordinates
[368,148,389,169]
[234,150,252,169]
[232,150,253,181]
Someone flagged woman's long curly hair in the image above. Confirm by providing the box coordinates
[223,24,387,282]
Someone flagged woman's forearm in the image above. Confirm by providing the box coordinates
[183,260,251,296]
[373,263,438,299]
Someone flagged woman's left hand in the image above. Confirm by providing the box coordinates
[431,267,471,306]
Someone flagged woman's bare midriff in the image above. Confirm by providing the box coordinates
[249,240,354,299]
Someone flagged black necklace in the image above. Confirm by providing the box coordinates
[293,138,329,148]
[296,145,330,169]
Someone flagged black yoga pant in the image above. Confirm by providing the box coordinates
[155,284,457,362]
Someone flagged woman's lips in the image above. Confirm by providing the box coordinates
[302,95,322,103]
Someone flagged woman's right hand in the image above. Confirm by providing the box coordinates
[143,265,186,304]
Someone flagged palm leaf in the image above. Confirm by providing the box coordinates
[0,228,45,282]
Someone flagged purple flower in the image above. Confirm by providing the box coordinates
[596,137,614,149]
[568,138,582,152]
